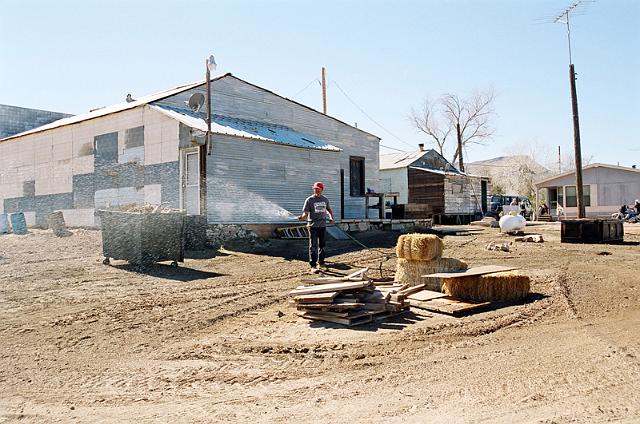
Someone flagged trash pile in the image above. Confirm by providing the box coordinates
[290,269,411,326]
[114,204,182,214]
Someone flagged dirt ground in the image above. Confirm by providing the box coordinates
[0,222,639,423]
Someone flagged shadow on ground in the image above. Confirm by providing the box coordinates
[112,262,225,282]
[307,310,426,332]
[223,230,401,262]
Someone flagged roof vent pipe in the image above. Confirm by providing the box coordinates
[418,143,425,151]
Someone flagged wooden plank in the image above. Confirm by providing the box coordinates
[362,302,387,312]
[289,281,370,296]
[410,297,491,316]
[407,289,448,302]
[299,302,365,311]
[298,312,353,326]
[293,292,338,304]
[300,268,369,285]
[423,265,518,279]
[397,284,427,297]
[295,309,350,318]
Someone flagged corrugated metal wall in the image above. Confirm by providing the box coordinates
[154,76,380,220]
[206,135,340,224]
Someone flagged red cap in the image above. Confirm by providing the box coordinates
[313,181,324,190]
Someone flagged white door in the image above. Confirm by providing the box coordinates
[182,150,200,215]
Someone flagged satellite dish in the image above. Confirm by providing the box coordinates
[187,93,205,113]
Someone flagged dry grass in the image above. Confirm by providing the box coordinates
[442,271,530,302]
[395,233,443,261]
[395,257,468,289]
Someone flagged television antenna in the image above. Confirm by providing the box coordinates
[551,1,594,218]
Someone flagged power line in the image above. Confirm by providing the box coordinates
[380,144,407,153]
[291,79,320,99]
[331,80,415,150]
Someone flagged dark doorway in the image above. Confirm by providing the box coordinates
[481,180,488,213]
[340,169,345,220]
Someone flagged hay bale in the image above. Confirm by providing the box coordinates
[442,271,530,302]
[395,233,443,261]
[395,257,467,289]
[395,234,408,259]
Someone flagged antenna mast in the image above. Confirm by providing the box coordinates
[554,1,590,218]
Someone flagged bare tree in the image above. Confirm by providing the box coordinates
[409,99,451,157]
[409,90,496,165]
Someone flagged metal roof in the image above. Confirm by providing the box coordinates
[409,166,483,178]
[534,163,640,186]
[0,73,379,143]
[151,105,340,151]
[0,74,232,142]
[380,150,432,170]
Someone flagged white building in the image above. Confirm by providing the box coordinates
[534,163,640,218]
[0,74,380,227]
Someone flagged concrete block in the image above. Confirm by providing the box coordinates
[161,121,179,144]
[144,184,162,205]
[60,208,95,227]
[72,155,94,175]
[144,143,162,165]
[52,136,73,161]
[95,188,118,209]
[117,186,144,206]
[34,135,53,164]
[119,146,145,164]
[144,123,162,145]
[161,141,179,162]
[23,211,36,226]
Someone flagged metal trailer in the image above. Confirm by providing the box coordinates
[98,210,185,267]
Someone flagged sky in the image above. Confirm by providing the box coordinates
[1,0,639,167]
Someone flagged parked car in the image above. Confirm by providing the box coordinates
[486,195,534,220]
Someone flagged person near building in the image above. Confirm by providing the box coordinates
[298,182,334,273]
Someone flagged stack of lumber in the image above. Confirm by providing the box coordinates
[395,233,467,289]
[290,269,411,326]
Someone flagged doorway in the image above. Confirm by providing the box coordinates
[181,149,200,215]
[481,180,488,213]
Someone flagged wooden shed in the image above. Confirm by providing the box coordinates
[380,148,488,223]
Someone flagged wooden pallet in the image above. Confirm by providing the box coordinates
[298,309,407,326]
[409,296,490,316]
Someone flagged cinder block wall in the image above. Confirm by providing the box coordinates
[0,104,72,139]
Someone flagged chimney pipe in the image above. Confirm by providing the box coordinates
[418,143,425,151]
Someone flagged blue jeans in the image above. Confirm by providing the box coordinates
[308,227,326,266]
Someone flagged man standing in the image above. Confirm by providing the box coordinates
[298,181,334,273]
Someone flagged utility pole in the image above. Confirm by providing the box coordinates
[558,145,561,173]
[203,55,216,216]
[456,123,464,173]
[321,67,327,114]
[555,1,587,218]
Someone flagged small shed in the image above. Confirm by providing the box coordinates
[534,163,640,218]
[380,147,488,223]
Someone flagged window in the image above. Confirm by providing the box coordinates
[565,185,590,207]
[557,188,563,207]
[349,156,365,197]
[125,126,144,148]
